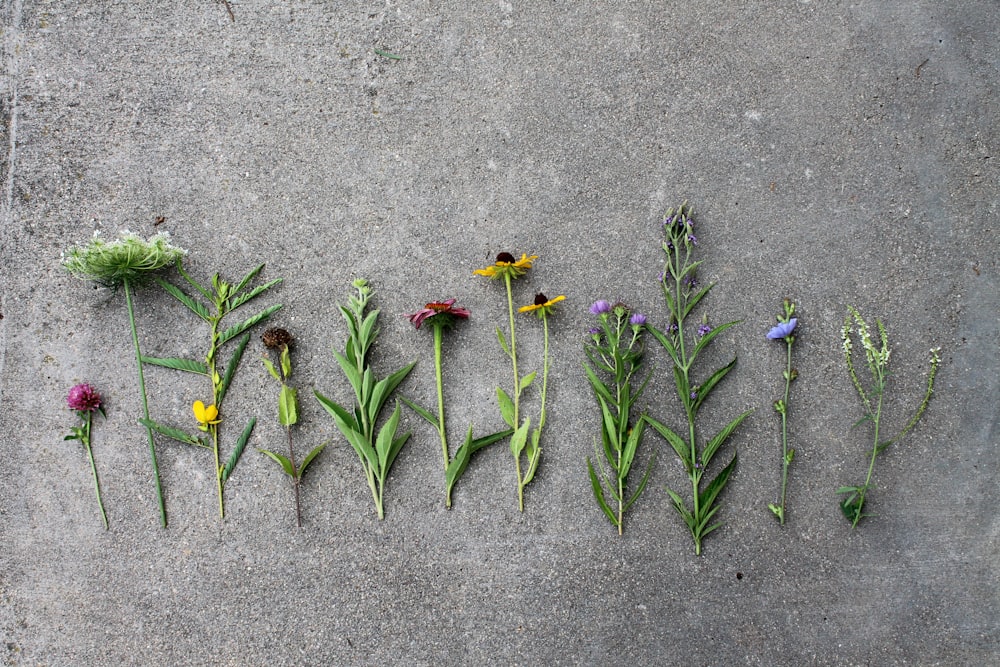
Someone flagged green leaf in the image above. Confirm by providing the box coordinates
[645,414,691,471]
[298,442,327,478]
[619,416,646,480]
[155,277,211,321]
[217,332,251,406]
[519,371,537,393]
[259,448,296,478]
[666,486,696,530]
[445,425,477,503]
[374,403,404,473]
[683,283,715,319]
[278,385,298,427]
[469,428,514,451]
[646,324,681,368]
[280,345,292,379]
[217,304,283,347]
[509,418,531,458]
[230,264,265,300]
[399,395,440,429]
[229,278,282,311]
[701,409,753,469]
[332,350,363,397]
[358,309,380,351]
[623,454,656,512]
[314,390,358,432]
[582,363,614,406]
[221,417,256,484]
[138,418,208,448]
[587,458,619,526]
[335,418,378,473]
[694,357,737,412]
[496,327,511,356]
[521,429,543,487]
[697,451,738,519]
[496,387,515,428]
[262,357,280,381]
[692,319,741,359]
[140,356,209,375]
[368,361,417,427]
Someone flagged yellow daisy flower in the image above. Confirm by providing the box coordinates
[473,252,538,280]
[193,400,221,431]
[519,293,566,318]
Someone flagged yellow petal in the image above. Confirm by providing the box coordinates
[193,400,207,422]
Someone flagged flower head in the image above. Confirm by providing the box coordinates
[519,293,565,318]
[589,300,612,315]
[407,299,471,330]
[697,323,713,337]
[62,231,186,284]
[766,318,798,340]
[473,252,538,280]
[629,313,647,327]
[67,383,102,412]
[193,400,221,430]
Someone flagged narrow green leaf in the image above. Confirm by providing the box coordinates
[445,425,476,499]
[682,283,715,319]
[332,350,363,398]
[623,454,656,511]
[374,403,404,472]
[280,345,292,379]
[368,361,417,426]
[496,387,515,428]
[230,264,265,300]
[836,486,861,494]
[666,486,696,530]
[138,418,207,448]
[521,430,543,487]
[698,451,738,517]
[583,363,615,406]
[155,277,211,321]
[298,442,327,478]
[701,409,753,468]
[217,332,251,406]
[221,417,256,484]
[520,371,537,393]
[141,356,209,375]
[646,324,681,368]
[229,278,282,311]
[259,448,296,478]
[314,390,358,432]
[587,458,619,526]
[217,304,283,347]
[278,385,298,427]
[694,357,737,412]
[358,309,380,351]
[692,319,740,358]
[469,428,514,452]
[399,395,440,430]
[619,417,646,479]
[645,414,691,471]
[496,327,511,356]
[262,357,281,381]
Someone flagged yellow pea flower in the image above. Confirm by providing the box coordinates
[193,400,221,431]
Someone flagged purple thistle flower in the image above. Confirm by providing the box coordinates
[630,313,647,326]
[697,323,712,337]
[587,327,601,335]
[67,383,102,412]
[589,300,612,315]
[767,318,798,340]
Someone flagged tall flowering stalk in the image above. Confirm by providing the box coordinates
[403,299,511,507]
[64,384,109,529]
[837,306,941,528]
[584,300,654,534]
[767,299,799,524]
[259,328,326,527]
[474,252,541,511]
[314,280,416,520]
[140,263,283,519]
[645,203,753,555]
[62,230,186,527]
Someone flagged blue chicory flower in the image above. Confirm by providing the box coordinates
[766,318,798,340]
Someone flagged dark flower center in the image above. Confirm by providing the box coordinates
[496,252,516,264]
[262,327,293,349]
[534,293,548,306]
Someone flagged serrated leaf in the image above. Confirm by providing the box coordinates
[496,387,515,427]
[278,385,298,426]
[217,304,283,347]
[155,277,211,321]
[259,448,295,478]
[218,332,251,406]
[141,356,209,375]
[298,442,327,478]
[221,417,256,484]
[701,409,752,469]
[138,418,208,448]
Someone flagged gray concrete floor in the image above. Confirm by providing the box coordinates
[2,1,997,665]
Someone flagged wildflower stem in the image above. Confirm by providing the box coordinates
[433,324,450,473]
[123,278,167,528]
[777,340,793,525]
[287,424,302,527]
[538,313,550,432]
[82,411,109,530]
[855,373,885,528]
[504,273,525,509]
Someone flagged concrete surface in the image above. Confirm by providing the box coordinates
[1,1,997,665]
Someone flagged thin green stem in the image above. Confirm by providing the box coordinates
[538,314,550,431]
[504,273,525,510]
[82,412,109,530]
[855,374,885,528]
[778,340,793,525]
[433,325,449,472]
[123,278,167,527]
[212,424,224,518]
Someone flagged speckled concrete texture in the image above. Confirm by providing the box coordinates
[1,1,997,665]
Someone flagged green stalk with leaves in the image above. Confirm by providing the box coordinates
[63,230,187,527]
[259,328,326,527]
[584,300,654,534]
[645,203,752,555]
[766,299,799,524]
[140,263,282,519]
[837,306,941,528]
[314,279,415,520]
